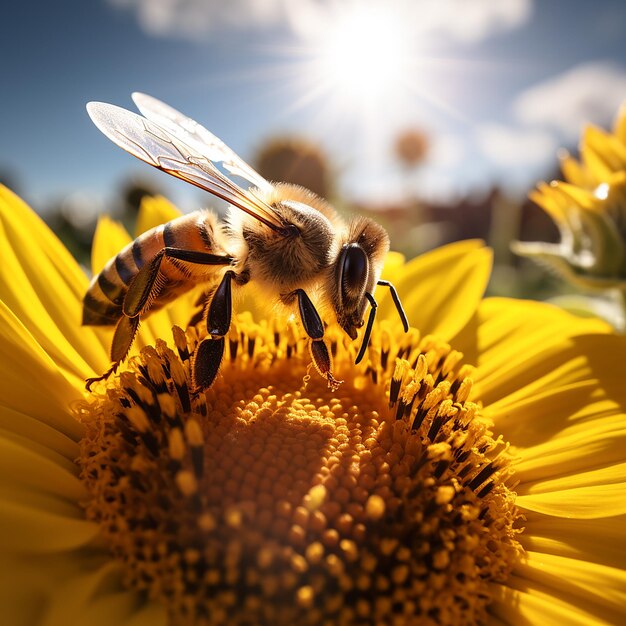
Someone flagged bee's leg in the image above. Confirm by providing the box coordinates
[355,292,377,365]
[294,289,343,392]
[192,270,235,392]
[86,249,232,392]
[377,279,409,332]
[188,290,212,328]
[188,268,249,328]
[164,248,235,267]
[85,315,140,391]
[350,281,409,369]
[123,248,233,318]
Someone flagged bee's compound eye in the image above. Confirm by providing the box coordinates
[341,244,369,299]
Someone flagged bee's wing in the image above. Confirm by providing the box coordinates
[132,92,274,195]
[87,102,284,232]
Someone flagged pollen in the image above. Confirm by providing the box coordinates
[77,317,522,626]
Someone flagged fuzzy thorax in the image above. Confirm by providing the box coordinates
[227,184,340,297]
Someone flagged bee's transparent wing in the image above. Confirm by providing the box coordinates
[132,92,274,194]
[86,102,283,232]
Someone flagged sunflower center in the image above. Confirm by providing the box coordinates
[77,318,522,626]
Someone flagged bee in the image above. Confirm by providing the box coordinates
[84,93,409,392]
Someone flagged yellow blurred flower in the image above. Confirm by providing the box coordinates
[1,186,625,626]
[513,101,626,294]
[560,102,626,190]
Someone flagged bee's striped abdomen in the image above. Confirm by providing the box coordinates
[82,211,224,326]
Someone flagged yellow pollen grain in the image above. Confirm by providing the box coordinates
[145,348,166,383]
[125,405,149,433]
[296,585,314,608]
[169,355,188,386]
[442,350,463,376]
[158,393,177,419]
[392,358,410,382]
[175,470,197,496]
[134,382,154,406]
[304,483,327,512]
[78,322,522,626]
[172,324,187,351]
[365,494,386,521]
[168,428,185,461]
[198,512,216,532]
[185,418,204,446]
[436,485,456,505]
[433,550,451,570]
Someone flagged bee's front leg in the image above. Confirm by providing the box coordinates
[192,270,235,392]
[293,289,343,392]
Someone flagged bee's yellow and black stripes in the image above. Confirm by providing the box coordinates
[82,212,225,326]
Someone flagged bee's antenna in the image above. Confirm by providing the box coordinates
[377,280,409,332]
[355,292,377,365]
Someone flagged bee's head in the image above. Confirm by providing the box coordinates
[331,218,389,340]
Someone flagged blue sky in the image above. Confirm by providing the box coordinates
[1,0,626,215]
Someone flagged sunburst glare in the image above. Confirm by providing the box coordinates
[313,5,413,107]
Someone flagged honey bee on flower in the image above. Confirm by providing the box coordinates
[84,93,408,392]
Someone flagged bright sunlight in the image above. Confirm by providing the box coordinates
[314,5,413,105]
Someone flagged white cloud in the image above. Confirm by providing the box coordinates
[476,124,558,169]
[108,0,533,43]
[417,0,532,43]
[514,62,626,139]
[108,0,288,39]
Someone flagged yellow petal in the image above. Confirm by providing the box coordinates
[481,335,621,420]
[380,250,406,279]
[0,302,83,441]
[70,592,141,626]
[514,408,626,482]
[135,195,181,236]
[517,462,626,497]
[37,559,166,626]
[513,551,626,624]
[0,552,109,626]
[0,186,87,303]
[454,298,612,405]
[490,577,613,626]
[123,601,168,626]
[0,497,99,552]
[560,153,595,188]
[41,561,139,626]
[0,405,79,461]
[517,482,626,518]
[0,195,109,378]
[0,434,83,501]
[91,215,133,276]
[582,125,626,173]
[486,383,598,449]
[378,240,492,341]
[521,512,626,571]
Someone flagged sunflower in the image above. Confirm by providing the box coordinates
[513,100,626,295]
[1,185,625,626]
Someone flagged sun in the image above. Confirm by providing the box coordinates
[314,5,413,106]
